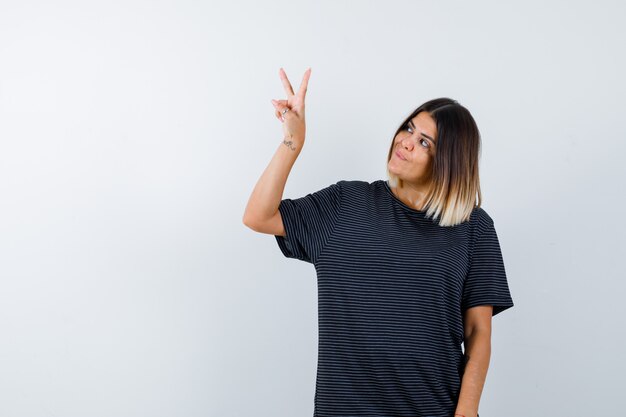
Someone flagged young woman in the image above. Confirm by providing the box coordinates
[243,68,514,417]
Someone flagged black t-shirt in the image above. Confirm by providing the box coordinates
[274,179,514,417]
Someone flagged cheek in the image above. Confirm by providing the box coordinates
[412,152,433,171]
[414,148,432,162]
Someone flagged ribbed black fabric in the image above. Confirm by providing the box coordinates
[274,179,514,417]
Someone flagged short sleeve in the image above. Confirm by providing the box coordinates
[274,181,344,264]
[461,215,514,316]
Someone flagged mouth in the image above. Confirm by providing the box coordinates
[395,150,407,161]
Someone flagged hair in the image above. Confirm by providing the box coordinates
[386,97,482,227]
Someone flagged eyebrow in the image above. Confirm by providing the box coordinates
[409,120,436,143]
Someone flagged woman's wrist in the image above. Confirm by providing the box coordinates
[282,133,304,151]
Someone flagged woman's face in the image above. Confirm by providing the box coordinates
[387,111,438,187]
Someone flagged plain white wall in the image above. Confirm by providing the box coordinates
[1,0,624,416]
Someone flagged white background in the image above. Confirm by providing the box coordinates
[1,1,624,416]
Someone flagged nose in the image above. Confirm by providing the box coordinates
[399,134,414,150]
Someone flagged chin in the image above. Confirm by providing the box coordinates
[388,162,405,176]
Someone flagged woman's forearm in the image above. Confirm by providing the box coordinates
[242,135,304,226]
[455,329,491,417]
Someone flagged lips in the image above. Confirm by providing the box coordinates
[395,150,407,161]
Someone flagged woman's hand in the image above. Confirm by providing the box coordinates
[271,67,311,143]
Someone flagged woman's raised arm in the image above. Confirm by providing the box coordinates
[242,67,311,235]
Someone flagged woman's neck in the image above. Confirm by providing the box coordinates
[391,183,429,211]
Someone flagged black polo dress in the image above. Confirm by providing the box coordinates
[274,179,514,417]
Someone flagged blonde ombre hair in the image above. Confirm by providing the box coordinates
[386,98,482,227]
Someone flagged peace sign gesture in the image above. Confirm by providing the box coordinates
[271,67,311,143]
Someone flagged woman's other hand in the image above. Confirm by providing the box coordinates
[271,67,311,143]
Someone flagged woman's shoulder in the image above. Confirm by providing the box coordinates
[334,178,380,193]
[470,206,492,221]
[335,178,376,186]
[468,206,498,235]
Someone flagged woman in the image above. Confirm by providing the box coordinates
[243,68,514,417]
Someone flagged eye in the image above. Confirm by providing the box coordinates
[404,124,430,148]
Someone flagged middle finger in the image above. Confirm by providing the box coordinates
[297,68,311,100]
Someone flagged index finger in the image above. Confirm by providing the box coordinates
[279,68,295,97]
[297,68,311,100]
